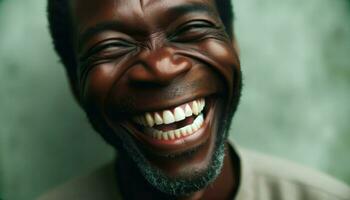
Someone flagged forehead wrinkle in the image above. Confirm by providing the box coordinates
[76,0,220,46]
[139,0,218,26]
[113,0,142,17]
[141,0,213,12]
[110,0,149,29]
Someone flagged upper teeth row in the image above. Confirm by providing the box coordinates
[145,114,204,140]
[133,98,205,127]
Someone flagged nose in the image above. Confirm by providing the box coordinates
[127,47,191,86]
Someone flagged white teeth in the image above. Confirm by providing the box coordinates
[145,113,154,127]
[193,123,199,131]
[169,131,175,140]
[163,110,175,124]
[142,114,205,141]
[180,127,187,135]
[154,113,163,125]
[163,133,169,140]
[192,101,199,115]
[185,104,192,117]
[156,131,162,140]
[197,114,204,124]
[133,99,206,127]
[186,125,193,134]
[174,107,186,121]
[175,129,181,138]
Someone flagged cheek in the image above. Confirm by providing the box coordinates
[201,40,238,84]
[82,64,116,108]
[195,39,240,101]
[204,40,231,62]
[202,40,238,69]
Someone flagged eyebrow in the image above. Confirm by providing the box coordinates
[167,3,216,18]
[78,3,216,49]
[78,21,132,50]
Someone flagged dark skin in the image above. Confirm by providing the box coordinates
[68,0,241,199]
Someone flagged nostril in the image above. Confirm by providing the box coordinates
[127,64,171,87]
[127,65,151,82]
[128,49,192,86]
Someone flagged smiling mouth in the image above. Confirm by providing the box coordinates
[121,96,215,155]
[132,98,206,141]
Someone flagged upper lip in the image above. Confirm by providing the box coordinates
[124,93,215,118]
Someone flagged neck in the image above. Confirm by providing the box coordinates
[116,143,239,200]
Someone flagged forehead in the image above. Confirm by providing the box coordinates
[70,0,217,33]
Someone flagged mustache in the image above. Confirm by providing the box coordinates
[107,78,223,117]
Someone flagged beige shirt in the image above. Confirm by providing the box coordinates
[38,147,350,200]
[235,148,350,200]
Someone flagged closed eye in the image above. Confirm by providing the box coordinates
[78,38,136,78]
[80,38,136,62]
[169,20,219,42]
[90,39,134,56]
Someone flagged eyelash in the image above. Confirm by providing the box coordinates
[79,39,135,71]
[94,39,134,53]
[169,20,218,42]
[80,39,135,62]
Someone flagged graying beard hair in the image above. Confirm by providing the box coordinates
[113,112,231,196]
[84,98,232,196]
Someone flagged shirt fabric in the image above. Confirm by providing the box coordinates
[38,144,350,200]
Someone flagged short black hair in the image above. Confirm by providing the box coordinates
[47,0,234,83]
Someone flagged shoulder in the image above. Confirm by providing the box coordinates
[238,148,350,200]
[37,162,122,200]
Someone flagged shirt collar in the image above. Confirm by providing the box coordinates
[228,138,255,200]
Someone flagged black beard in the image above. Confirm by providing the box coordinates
[84,67,242,197]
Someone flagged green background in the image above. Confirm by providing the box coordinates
[0,0,349,199]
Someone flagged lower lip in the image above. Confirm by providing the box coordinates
[125,99,215,154]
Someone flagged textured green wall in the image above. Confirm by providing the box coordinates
[0,0,349,199]
[234,0,350,183]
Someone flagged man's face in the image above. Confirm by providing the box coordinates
[70,0,241,195]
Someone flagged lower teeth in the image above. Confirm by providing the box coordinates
[145,114,204,141]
